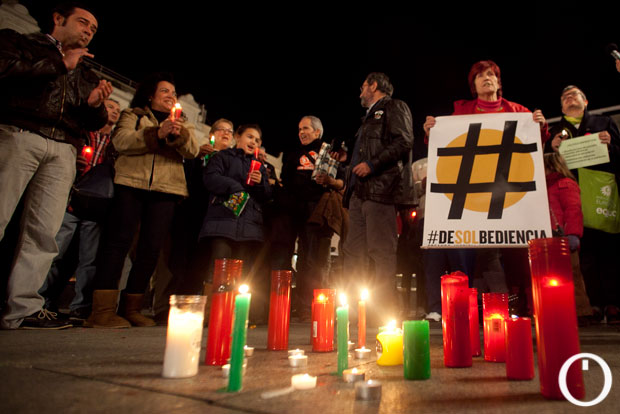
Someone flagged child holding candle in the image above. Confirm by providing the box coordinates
[198,125,271,297]
[544,153,593,324]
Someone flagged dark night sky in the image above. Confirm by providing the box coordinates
[20,2,620,159]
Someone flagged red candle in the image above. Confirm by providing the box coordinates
[441,273,471,367]
[358,289,368,348]
[81,145,94,163]
[267,270,292,350]
[482,293,508,362]
[246,160,262,186]
[529,237,583,400]
[469,288,481,357]
[170,103,182,121]
[311,289,335,352]
[505,317,534,380]
[205,258,242,366]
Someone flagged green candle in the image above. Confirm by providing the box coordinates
[227,285,251,392]
[337,294,349,376]
[403,320,431,380]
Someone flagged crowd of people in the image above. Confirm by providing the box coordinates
[1,2,619,330]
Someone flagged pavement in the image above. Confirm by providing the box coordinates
[1,321,619,414]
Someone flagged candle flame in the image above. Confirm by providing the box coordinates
[173,103,182,110]
[549,279,559,287]
[83,146,92,154]
[388,320,397,329]
[239,284,249,294]
[352,368,358,373]
[317,293,326,302]
[361,289,369,301]
[339,293,347,306]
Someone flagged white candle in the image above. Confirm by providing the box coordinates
[222,361,247,378]
[343,367,366,383]
[288,354,308,367]
[291,373,317,390]
[162,308,204,378]
[288,349,305,356]
[354,347,371,359]
[355,379,382,400]
[244,346,254,357]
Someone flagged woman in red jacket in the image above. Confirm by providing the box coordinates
[544,152,593,323]
[423,60,549,139]
[421,60,550,319]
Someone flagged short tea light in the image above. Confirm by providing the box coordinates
[244,346,254,357]
[288,349,305,357]
[222,360,247,378]
[354,346,371,359]
[288,354,308,368]
[291,373,317,390]
[355,380,382,400]
[343,367,366,383]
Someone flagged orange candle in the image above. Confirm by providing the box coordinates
[358,289,368,348]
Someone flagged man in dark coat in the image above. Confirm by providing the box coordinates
[547,85,620,324]
[342,72,415,324]
[0,2,112,329]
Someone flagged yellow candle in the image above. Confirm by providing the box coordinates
[376,321,403,366]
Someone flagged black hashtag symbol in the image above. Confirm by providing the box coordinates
[427,230,438,245]
[431,121,537,219]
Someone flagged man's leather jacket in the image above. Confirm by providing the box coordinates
[0,29,107,146]
[345,96,416,207]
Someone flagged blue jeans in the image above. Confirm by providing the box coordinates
[0,126,76,328]
[39,212,101,311]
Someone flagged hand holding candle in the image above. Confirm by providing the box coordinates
[246,147,262,186]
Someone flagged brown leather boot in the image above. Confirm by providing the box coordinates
[84,290,131,329]
[121,293,156,327]
[203,282,212,327]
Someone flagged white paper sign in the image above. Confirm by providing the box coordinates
[423,113,552,248]
[558,133,610,169]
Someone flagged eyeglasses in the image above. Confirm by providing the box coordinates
[561,91,582,101]
[214,127,234,134]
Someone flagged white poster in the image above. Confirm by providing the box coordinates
[423,113,552,248]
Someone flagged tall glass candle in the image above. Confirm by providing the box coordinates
[205,258,242,366]
[267,270,292,350]
[505,317,534,380]
[227,285,251,392]
[482,292,508,362]
[162,295,206,378]
[529,237,584,400]
[376,320,403,366]
[358,289,368,348]
[336,293,349,376]
[311,289,335,352]
[441,273,471,367]
[469,288,481,357]
[403,320,430,380]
